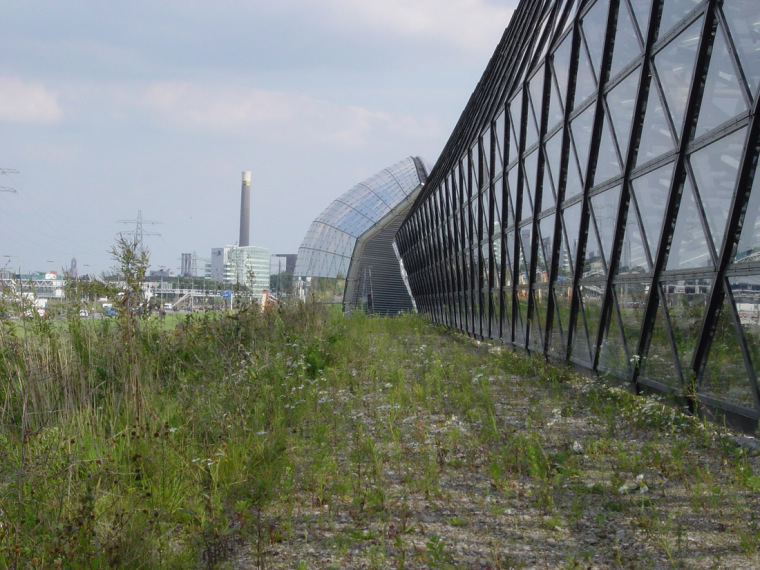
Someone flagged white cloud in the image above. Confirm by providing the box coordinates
[319,0,514,55]
[0,77,62,123]
[136,81,443,147]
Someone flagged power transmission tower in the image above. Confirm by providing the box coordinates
[0,168,19,193]
[117,210,162,248]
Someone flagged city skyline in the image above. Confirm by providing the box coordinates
[0,1,517,276]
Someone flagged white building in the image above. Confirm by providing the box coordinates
[209,245,270,301]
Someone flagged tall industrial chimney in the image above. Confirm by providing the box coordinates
[239,171,251,247]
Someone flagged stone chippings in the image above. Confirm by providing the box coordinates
[233,335,760,569]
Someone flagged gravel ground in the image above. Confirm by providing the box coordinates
[226,336,760,569]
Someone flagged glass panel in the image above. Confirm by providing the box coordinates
[515,287,527,345]
[529,64,545,134]
[482,128,492,185]
[548,75,565,131]
[629,0,651,42]
[523,149,539,220]
[553,33,573,110]
[575,42,598,105]
[735,168,760,264]
[507,165,519,224]
[653,18,702,137]
[729,275,760,405]
[585,210,605,279]
[640,299,681,389]
[660,0,702,39]
[610,0,643,78]
[631,161,676,259]
[594,113,622,183]
[571,292,593,363]
[662,278,711,374]
[613,281,648,360]
[598,296,632,377]
[495,110,506,173]
[571,104,596,185]
[529,289,546,352]
[550,284,571,355]
[538,214,555,275]
[667,177,714,270]
[565,143,585,201]
[689,127,747,251]
[637,79,677,164]
[590,185,621,268]
[695,26,749,137]
[722,0,760,98]
[582,0,610,80]
[519,226,532,279]
[618,195,651,275]
[510,91,523,159]
[606,66,641,161]
[562,201,583,272]
[544,130,563,205]
[701,291,757,408]
[494,177,504,228]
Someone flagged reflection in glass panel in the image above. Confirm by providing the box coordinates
[701,291,757,408]
[528,64,545,142]
[640,300,681,389]
[548,77,565,131]
[728,275,760,403]
[575,42,598,105]
[689,127,747,251]
[510,91,523,158]
[628,0,651,42]
[561,201,582,274]
[507,166,519,224]
[594,114,622,183]
[722,0,760,98]
[571,104,595,185]
[659,0,701,39]
[582,0,610,80]
[606,67,640,161]
[637,80,676,165]
[735,169,760,264]
[494,110,506,173]
[522,150,539,220]
[544,131,563,205]
[515,287,527,345]
[695,26,748,137]
[538,214,555,274]
[553,33,573,110]
[598,296,632,377]
[550,284,571,355]
[531,287,548,351]
[571,292,593,363]
[610,0,642,78]
[519,226,532,278]
[565,143,585,200]
[667,177,714,270]
[662,278,711,374]
[590,185,620,268]
[653,18,702,136]
[613,281,648,360]
[631,161,675,260]
[617,196,650,275]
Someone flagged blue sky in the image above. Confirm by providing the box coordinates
[1,0,516,276]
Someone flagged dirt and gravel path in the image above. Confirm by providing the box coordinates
[230,332,760,569]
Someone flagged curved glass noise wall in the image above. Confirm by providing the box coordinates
[295,156,428,312]
[395,0,760,428]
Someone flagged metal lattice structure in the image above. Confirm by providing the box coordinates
[395,0,760,428]
[294,156,428,314]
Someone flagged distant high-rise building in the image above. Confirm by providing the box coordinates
[181,253,193,277]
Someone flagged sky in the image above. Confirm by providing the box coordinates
[1,0,517,277]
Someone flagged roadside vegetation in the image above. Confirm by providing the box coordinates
[1,242,759,568]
